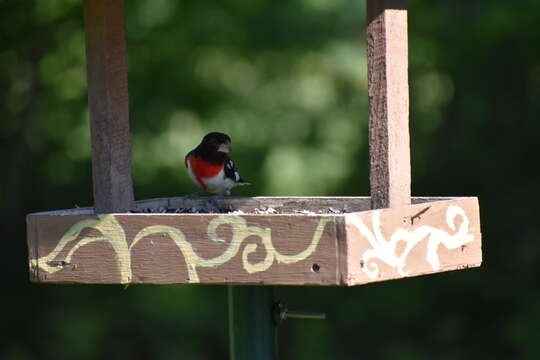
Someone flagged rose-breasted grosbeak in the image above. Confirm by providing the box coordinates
[185,132,248,196]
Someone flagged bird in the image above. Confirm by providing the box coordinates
[185,132,249,197]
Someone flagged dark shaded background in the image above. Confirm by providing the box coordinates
[2,0,540,359]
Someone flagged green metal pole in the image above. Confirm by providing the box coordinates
[228,285,276,360]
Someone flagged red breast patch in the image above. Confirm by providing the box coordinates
[188,155,224,178]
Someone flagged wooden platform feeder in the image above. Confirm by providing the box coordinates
[28,195,480,286]
[26,0,482,358]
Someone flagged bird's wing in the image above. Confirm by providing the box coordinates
[224,157,250,184]
[223,157,238,181]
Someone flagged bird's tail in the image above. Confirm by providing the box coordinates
[236,178,251,186]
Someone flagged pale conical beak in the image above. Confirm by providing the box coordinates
[218,143,232,153]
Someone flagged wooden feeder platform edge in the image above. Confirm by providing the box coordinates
[27,196,482,286]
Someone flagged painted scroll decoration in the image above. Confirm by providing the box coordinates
[30,215,333,283]
[349,205,474,279]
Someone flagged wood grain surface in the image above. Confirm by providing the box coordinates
[28,213,339,285]
[367,0,411,209]
[84,0,134,213]
[343,197,481,285]
[27,197,481,286]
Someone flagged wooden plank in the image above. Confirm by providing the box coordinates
[27,212,339,285]
[28,196,455,216]
[343,197,482,285]
[84,0,134,213]
[156,196,373,214]
[26,197,481,286]
[27,215,40,282]
[367,0,411,209]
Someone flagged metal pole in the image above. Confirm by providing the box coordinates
[228,286,276,360]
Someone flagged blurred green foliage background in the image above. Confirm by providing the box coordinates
[2,0,540,359]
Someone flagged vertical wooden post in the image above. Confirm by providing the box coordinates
[84,0,134,213]
[367,0,411,209]
[228,286,276,360]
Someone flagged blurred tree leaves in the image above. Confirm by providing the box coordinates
[2,0,540,359]
[124,0,368,198]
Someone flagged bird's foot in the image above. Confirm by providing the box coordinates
[209,191,229,201]
[182,192,204,200]
[205,191,230,208]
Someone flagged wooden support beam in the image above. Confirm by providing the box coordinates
[84,0,134,213]
[367,0,411,209]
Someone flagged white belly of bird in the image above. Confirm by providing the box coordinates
[187,165,235,193]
